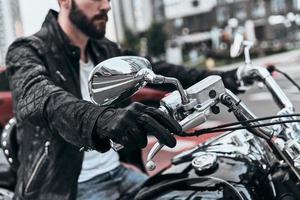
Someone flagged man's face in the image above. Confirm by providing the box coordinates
[69,0,111,39]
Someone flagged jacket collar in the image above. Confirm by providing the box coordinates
[42,10,81,61]
[42,9,109,64]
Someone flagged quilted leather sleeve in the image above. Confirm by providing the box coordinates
[6,37,106,150]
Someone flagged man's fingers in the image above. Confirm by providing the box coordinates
[139,114,176,148]
[129,128,148,149]
[144,107,182,135]
[106,102,180,150]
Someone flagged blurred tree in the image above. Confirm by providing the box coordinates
[123,29,141,54]
[146,23,168,57]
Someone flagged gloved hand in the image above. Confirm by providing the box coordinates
[266,64,276,75]
[220,68,241,94]
[220,68,254,94]
[94,102,181,150]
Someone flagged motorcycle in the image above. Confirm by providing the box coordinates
[1,34,300,199]
[87,35,300,199]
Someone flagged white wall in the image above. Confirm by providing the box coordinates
[109,0,124,42]
[106,2,118,42]
[19,0,59,36]
[1,0,15,45]
[133,0,153,32]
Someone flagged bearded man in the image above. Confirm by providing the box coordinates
[6,0,239,199]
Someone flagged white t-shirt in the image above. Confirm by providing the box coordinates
[78,59,120,183]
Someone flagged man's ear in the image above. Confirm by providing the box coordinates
[58,0,71,9]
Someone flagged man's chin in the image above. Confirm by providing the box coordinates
[94,23,106,32]
[80,26,106,39]
[88,31,106,39]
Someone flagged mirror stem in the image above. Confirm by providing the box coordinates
[243,41,253,64]
[155,75,189,105]
[141,68,189,105]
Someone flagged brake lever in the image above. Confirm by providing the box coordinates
[145,101,214,171]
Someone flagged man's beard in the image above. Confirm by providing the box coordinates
[69,0,108,39]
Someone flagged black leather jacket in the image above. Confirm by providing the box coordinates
[6,10,235,200]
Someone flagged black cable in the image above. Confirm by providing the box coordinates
[273,68,300,92]
[179,114,300,136]
[197,119,300,135]
[183,119,300,137]
[195,114,300,132]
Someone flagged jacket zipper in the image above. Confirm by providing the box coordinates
[25,141,50,193]
[55,70,67,82]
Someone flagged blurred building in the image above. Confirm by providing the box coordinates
[108,0,300,64]
[163,0,300,62]
[0,0,23,65]
[215,0,300,51]
[111,0,164,43]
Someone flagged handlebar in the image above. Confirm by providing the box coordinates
[220,89,274,140]
[112,63,299,172]
[248,66,293,111]
[220,89,300,181]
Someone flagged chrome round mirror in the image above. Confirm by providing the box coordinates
[230,33,244,58]
[88,56,152,106]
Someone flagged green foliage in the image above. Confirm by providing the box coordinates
[123,29,141,53]
[146,23,168,57]
[122,24,168,57]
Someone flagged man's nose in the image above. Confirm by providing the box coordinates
[100,0,111,12]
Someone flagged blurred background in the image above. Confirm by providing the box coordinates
[1,0,300,68]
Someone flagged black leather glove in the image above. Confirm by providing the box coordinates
[220,68,244,94]
[221,68,257,94]
[94,102,181,150]
[266,64,276,75]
